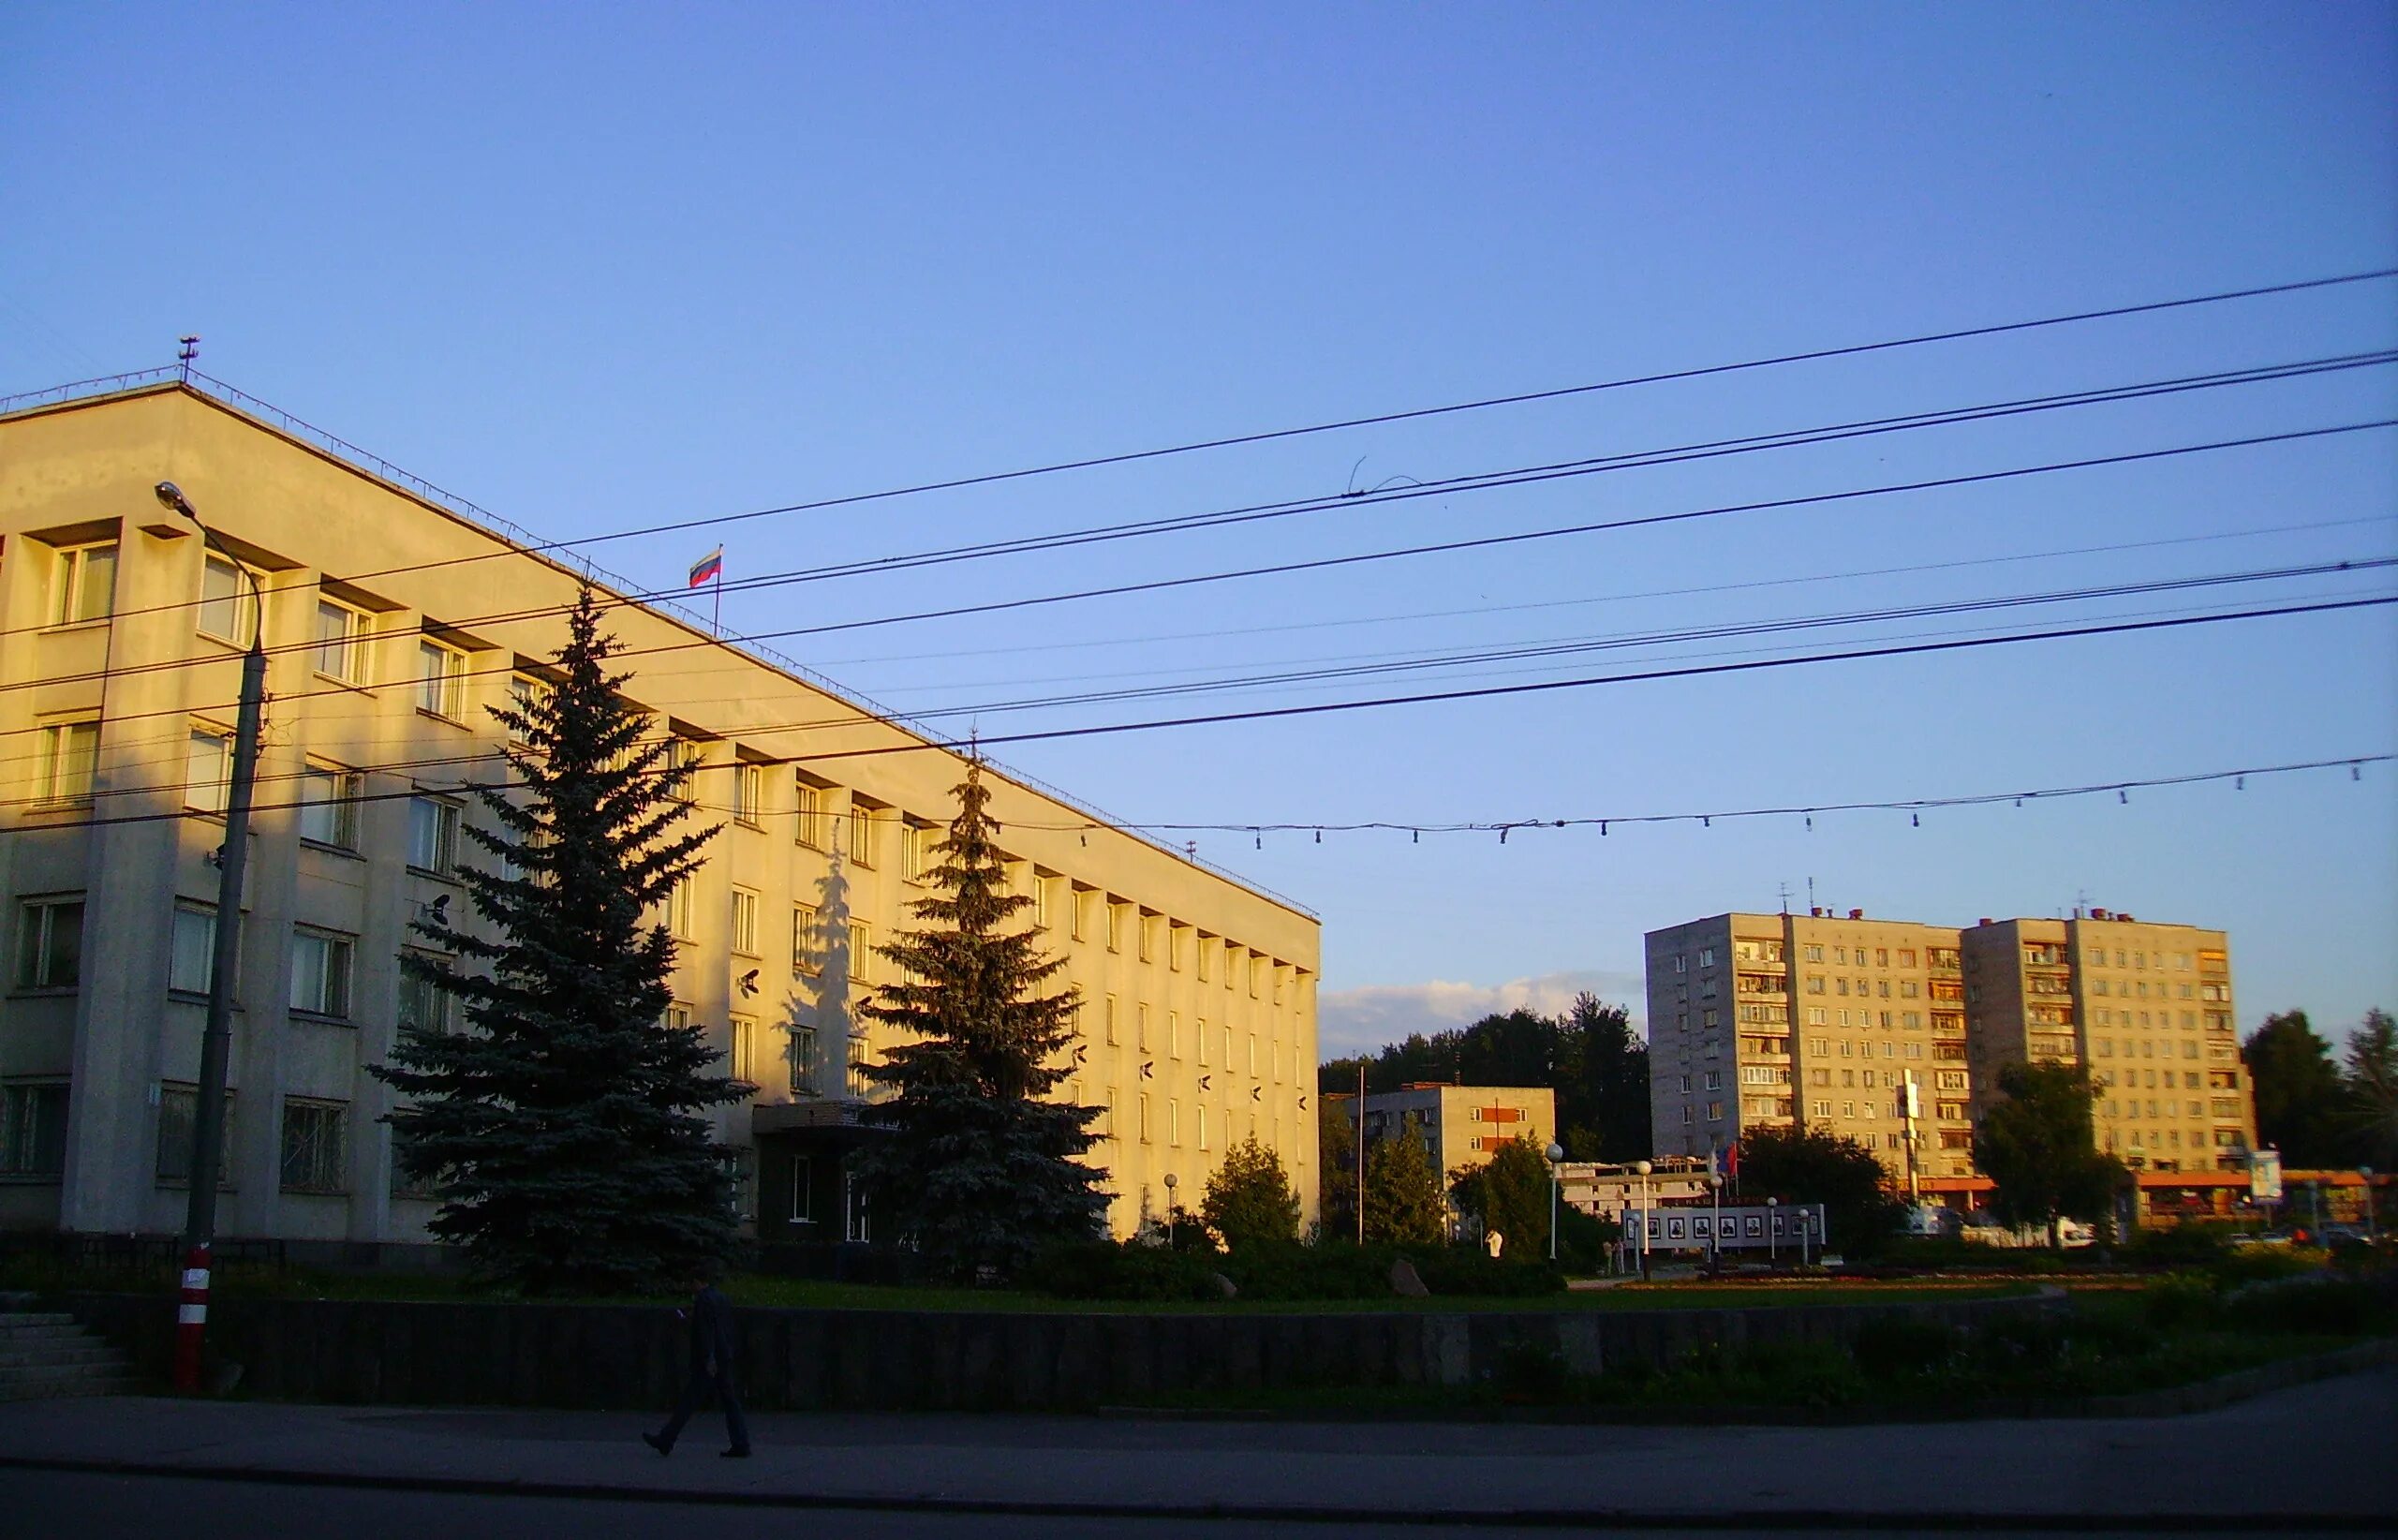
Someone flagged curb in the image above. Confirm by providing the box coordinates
[2,1454,2391,1531]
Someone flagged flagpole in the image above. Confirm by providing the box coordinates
[712,567,723,636]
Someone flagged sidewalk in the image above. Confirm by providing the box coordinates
[2,1365,2391,1527]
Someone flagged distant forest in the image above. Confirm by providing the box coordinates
[1320,992,1651,1163]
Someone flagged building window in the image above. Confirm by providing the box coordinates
[788,1154,814,1223]
[670,877,697,941]
[848,803,875,866]
[790,1024,818,1096]
[846,920,870,983]
[1139,1093,1153,1144]
[289,929,354,1019]
[297,764,362,849]
[792,903,820,974]
[418,638,468,718]
[1168,926,1184,972]
[847,1031,871,1098]
[1,1081,71,1176]
[315,600,373,683]
[729,1014,757,1084]
[1136,1002,1152,1052]
[1105,901,1123,954]
[47,541,117,626]
[34,718,100,804]
[155,1083,234,1185]
[185,725,233,814]
[1706,1101,1724,1121]
[731,887,760,956]
[279,1099,348,1193]
[397,954,455,1033]
[1196,939,1211,982]
[169,903,221,997]
[732,762,764,829]
[197,554,260,644]
[407,797,461,874]
[15,897,83,990]
[792,778,825,848]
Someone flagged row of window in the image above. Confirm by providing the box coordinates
[0,1077,348,1192]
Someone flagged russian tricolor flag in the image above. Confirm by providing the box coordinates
[688,546,723,587]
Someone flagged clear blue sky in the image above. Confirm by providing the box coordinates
[6,4,2393,1056]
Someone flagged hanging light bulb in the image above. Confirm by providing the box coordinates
[1313,829,1321,844]
[2119,790,2128,804]
[2353,763,2363,781]
[1911,812,1919,827]
[1499,826,1508,844]
[1600,821,1608,836]
[2235,776,2244,791]
[1702,816,1710,829]
[1805,815,1813,831]
[1411,828,1419,844]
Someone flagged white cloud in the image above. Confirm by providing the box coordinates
[1318,970,1647,1059]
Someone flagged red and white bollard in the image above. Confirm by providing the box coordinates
[172,1242,211,1393]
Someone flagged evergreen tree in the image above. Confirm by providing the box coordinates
[2341,1009,2397,1169]
[1738,1124,1907,1258]
[2244,1011,2351,1167]
[1200,1136,1302,1253]
[851,761,1105,1281]
[1361,1122,1448,1245]
[371,588,741,1294]
[1975,1062,2127,1247]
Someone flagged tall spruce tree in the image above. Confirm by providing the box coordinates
[851,761,1106,1281]
[370,587,743,1294]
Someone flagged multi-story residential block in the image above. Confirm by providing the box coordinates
[1645,911,1977,1196]
[0,379,1321,1252]
[1331,1083,1557,1179]
[1961,911,2254,1175]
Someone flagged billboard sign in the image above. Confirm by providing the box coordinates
[2248,1148,2283,1203]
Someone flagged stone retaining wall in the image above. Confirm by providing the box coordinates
[61,1290,2054,1411]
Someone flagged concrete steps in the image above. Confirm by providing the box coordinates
[0,1311,138,1401]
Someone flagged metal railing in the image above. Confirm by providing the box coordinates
[0,367,1317,919]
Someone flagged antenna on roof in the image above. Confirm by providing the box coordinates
[177,335,200,381]
[1777,881,1792,915]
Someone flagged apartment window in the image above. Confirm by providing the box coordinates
[786,1154,815,1223]
[34,718,100,804]
[295,764,363,849]
[155,1083,234,1185]
[1248,1034,1258,1075]
[185,726,233,814]
[396,954,455,1033]
[1196,939,1210,981]
[169,903,221,996]
[1139,1092,1153,1144]
[659,875,693,940]
[1137,1002,1152,1052]
[315,600,373,683]
[900,820,931,882]
[1706,1101,1724,1121]
[1249,956,1263,998]
[407,797,461,873]
[1168,926,1184,972]
[1198,1104,1210,1151]
[1105,901,1123,954]
[46,540,117,626]
[792,903,820,974]
[1104,995,1119,1044]
[1,1082,70,1176]
[15,897,83,990]
[729,1014,757,1084]
[289,929,354,1018]
[1197,1017,1209,1066]
[846,1030,871,1097]
[418,639,467,718]
[506,671,553,733]
[728,887,760,956]
[848,803,875,866]
[847,920,870,983]
[279,1099,348,1193]
[785,1024,818,1095]
[732,762,764,829]
[792,778,826,848]
[1168,1098,1183,1147]
[197,554,260,644]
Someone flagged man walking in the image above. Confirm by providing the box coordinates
[644,1266,750,1458]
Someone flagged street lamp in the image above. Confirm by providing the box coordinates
[1162,1172,1179,1247]
[155,481,268,1397]
[1635,1160,1652,1280]
[1767,1195,1781,1267]
[1545,1142,1564,1263]
[1706,1172,1722,1273]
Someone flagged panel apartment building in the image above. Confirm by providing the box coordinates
[1645,911,1978,1195]
[0,380,1321,1251]
[1649,907,2259,1205]
[1961,910,2254,1175]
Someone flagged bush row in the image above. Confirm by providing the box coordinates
[1019,1239,1567,1302]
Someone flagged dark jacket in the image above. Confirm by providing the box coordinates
[687,1284,736,1374]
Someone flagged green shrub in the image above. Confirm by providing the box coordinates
[2211,1244,2323,1286]
[2223,1274,2394,1336]
[1021,1241,1222,1302]
[2128,1222,2232,1266]
[2139,1272,2223,1330]
[1412,1246,1566,1297]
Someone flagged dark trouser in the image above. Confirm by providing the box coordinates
[657,1364,749,1452]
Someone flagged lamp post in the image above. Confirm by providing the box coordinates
[1545,1142,1564,1263]
[1162,1172,1178,1247]
[1635,1160,1652,1280]
[2363,1167,2378,1242]
[1767,1195,1780,1267]
[155,481,266,1397]
[1706,1172,1722,1273]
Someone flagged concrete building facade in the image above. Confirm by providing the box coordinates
[1645,910,1977,1196]
[0,381,1321,1251]
[1961,911,2255,1175]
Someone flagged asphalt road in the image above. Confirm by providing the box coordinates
[0,1469,2379,1540]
